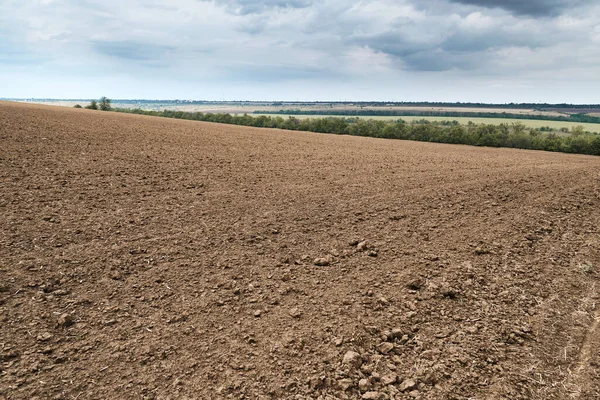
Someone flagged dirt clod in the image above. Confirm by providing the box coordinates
[381,373,398,386]
[342,351,362,369]
[338,378,354,390]
[358,378,371,391]
[314,257,330,266]
[57,313,74,327]
[390,328,404,340]
[362,391,383,400]
[399,379,417,392]
[37,332,53,342]
[378,342,395,354]
[289,307,302,318]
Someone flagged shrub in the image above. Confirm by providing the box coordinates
[99,97,112,111]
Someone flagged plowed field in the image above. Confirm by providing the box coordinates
[1,101,600,399]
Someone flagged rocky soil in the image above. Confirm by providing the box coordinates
[1,101,600,399]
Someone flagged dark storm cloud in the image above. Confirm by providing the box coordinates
[447,0,590,16]
[401,50,482,72]
[441,29,548,52]
[349,6,562,72]
[349,32,481,72]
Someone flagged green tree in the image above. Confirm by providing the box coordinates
[99,97,112,111]
[511,122,526,135]
[73,104,82,108]
[85,100,98,110]
[571,125,585,136]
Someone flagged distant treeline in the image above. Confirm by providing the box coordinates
[265,109,600,124]
[319,102,600,110]
[113,108,600,156]
[7,98,600,110]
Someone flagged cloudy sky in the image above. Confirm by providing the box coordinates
[1,0,599,102]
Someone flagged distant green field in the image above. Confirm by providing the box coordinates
[255,114,600,133]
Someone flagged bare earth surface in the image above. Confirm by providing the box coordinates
[1,101,600,400]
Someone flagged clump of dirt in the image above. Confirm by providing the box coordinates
[1,101,599,399]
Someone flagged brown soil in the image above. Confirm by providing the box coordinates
[1,101,600,400]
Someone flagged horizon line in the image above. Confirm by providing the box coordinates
[3,98,600,107]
